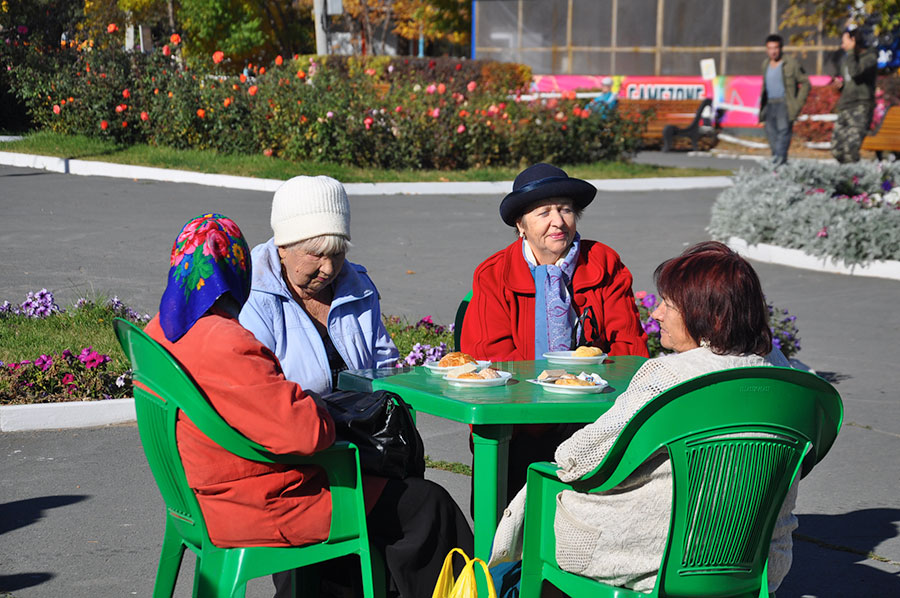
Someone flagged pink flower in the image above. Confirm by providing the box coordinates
[426,84,437,94]
[430,108,440,118]
[365,68,376,76]
[203,229,230,259]
[634,290,647,299]
[394,105,402,113]
[217,217,241,238]
[162,44,171,57]
[17,25,28,35]
[466,81,477,92]
[456,124,466,133]
[817,226,828,238]
[61,373,75,384]
[364,116,374,130]
[326,111,334,118]
[52,104,60,115]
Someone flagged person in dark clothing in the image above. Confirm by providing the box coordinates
[831,25,878,163]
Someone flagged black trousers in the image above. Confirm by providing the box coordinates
[273,476,473,598]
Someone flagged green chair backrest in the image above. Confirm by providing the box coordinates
[454,290,472,352]
[571,366,842,597]
[114,318,351,550]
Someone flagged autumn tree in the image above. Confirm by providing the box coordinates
[781,0,900,44]
[337,0,469,55]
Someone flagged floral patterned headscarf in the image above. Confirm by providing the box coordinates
[159,214,251,342]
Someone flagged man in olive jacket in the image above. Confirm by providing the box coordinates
[758,34,811,166]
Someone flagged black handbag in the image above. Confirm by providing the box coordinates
[320,390,426,479]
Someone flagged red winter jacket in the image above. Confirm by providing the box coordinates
[145,313,386,548]
[461,239,649,361]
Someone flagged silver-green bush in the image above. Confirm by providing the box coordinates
[709,161,900,265]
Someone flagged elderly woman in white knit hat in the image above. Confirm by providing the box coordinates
[239,175,399,395]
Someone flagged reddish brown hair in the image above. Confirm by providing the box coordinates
[653,241,772,356]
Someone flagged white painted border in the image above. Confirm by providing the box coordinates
[0,150,732,195]
[1,398,135,432]
[728,237,900,281]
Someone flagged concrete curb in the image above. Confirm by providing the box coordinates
[0,150,733,194]
[0,398,136,432]
[728,237,900,281]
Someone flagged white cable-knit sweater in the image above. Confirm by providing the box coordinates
[489,347,798,594]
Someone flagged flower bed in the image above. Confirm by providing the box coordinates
[0,291,147,405]
[710,161,900,266]
[3,27,646,170]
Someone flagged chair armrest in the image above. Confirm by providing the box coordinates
[285,441,367,543]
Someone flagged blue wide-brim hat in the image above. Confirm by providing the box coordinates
[499,163,597,226]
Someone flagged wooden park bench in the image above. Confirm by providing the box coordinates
[862,105,900,160]
[618,98,716,151]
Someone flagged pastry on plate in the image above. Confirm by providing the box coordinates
[555,375,594,386]
[573,346,604,357]
[438,351,476,368]
[478,368,501,379]
[537,369,566,380]
[455,371,483,380]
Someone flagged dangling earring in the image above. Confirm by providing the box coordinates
[700,338,711,349]
[518,230,525,238]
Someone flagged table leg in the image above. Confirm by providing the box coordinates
[471,424,512,561]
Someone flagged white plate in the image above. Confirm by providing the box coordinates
[443,370,513,387]
[423,360,491,374]
[542,351,607,365]
[526,377,609,394]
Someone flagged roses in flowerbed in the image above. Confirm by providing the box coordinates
[4,27,646,168]
[710,161,900,265]
[635,292,801,359]
[0,290,148,405]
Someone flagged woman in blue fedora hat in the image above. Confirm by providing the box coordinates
[460,162,648,504]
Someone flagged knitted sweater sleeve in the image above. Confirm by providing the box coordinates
[554,357,682,482]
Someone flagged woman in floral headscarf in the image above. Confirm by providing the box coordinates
[145,214,472,598]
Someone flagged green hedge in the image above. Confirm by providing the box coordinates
[4,34,647,169]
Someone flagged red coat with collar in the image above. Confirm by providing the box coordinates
[145,313,386,548]
[461,239,649,361]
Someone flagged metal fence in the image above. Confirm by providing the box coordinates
[473,0,840,76]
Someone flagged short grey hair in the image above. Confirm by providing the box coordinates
[280,233,351,256]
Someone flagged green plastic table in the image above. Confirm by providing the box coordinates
[338,355,647,561]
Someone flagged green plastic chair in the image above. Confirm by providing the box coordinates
[454,290,472,351]
[114,318,380,598]
[519,366,843,598]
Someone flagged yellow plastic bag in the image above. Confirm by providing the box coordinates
[432,548,498,598]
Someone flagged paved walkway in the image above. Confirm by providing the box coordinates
[1,158,898,597]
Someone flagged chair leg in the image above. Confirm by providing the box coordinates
[153,521,186,598]
[192,549,230,598]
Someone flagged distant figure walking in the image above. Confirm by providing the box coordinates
[758,34,810,167]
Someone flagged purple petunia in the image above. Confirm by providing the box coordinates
[641,294,657,309]
[883,180,894,192]
[642,319,660,334]
[34,354,53,371]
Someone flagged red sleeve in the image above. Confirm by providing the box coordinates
[146,316,336,456]
[460,256,529,362]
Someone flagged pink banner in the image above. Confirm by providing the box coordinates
[531,74,834,128]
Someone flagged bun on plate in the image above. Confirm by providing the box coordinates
[438,351,476,368]
[573,346,604,357]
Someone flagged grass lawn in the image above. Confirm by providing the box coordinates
[1,131,731,182]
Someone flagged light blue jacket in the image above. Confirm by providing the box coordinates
[239,238,399,394]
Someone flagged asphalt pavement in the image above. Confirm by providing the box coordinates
[1,156,899,597]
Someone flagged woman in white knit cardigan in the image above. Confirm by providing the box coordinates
[490,241,796,594]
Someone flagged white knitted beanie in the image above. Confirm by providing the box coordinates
[270,175,350,246]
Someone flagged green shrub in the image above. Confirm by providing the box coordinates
[4,36,645,168]
[710,161,900,265]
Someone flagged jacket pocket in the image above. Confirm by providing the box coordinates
[553,492,601,574]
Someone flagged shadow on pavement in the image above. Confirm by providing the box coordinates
[0,573,54,592]
[815,371,852,385]
[0,495,88,535]
[783,509,900,596]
